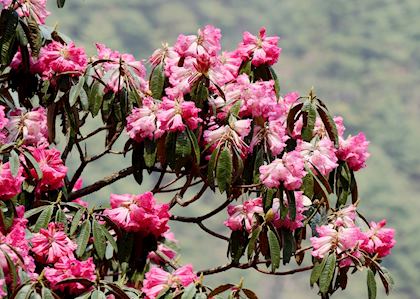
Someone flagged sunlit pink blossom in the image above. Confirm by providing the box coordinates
[157,96,201,132]
[297,138,338,176]
[174,25,221,57]
[361,220,396,258]
[250,120,289,156]
[337,132,370,171]
[224,198,263,232]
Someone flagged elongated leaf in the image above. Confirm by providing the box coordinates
[1,249,18,289]
[69,76,86,107]
[180,283,196,299]
[34,205,53,232]
[268,229,281,271]
[310,256,327,287]
[186,128,200,165]
[55,208,67,226]
[89,81,104,117]
[23,150,43,179]
[207,146,220,189]
[216,147,232,194]
[175,131,192,159]
[41,287,55,299]
[286,103,303,135]
[317,104,339,147]
[132,143,145,185]
[91,290,106,299]
[285,190,296,220]
[208,284,234,297]
[70,208,85,236]
[269,66,280,99]
[0,9,18,65]
[57,0,66,8]
[282,229,295,264]
[367,269,377,299]
[301,102,317,142]
[92,220,106,259]
[13,284,33,299]
[247,226,262,260]
[9,150,20,177]
[143,140,157,168]
[242,289,259,299]
[99,224,118,253]
[150,63,165,99]
[76,220,91,257]
[24,205,47,219]
[319,254,336,294]
[26,17,41,56]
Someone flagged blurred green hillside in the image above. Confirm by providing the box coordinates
[46,1,420,298]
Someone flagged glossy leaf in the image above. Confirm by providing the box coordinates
[367,269,377,299]
[34,205,53,232]
[180,283,196,299]
[150,63,165,99]
[76,220,91,257]
[319,254,336,295]
[216,147,232,194]
[268,229,281,271]
[93,219,106,259]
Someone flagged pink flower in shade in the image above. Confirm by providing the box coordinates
[310,225,366,259]
[27,146,68,192]
[126,97,164,142]
[361,220,396,258]
[237,27,281,66]
[0,161,24,200]
[44,256,96,293]
[142,265,197,299]
[94,43,147,93]
[337,132,370,171]
[5,107,48,146]
[0,278,6,297]
[0,0,50,24]
[250,120,289,156]
[31,222,77,264]
[0,105,8,142]
[148,232,178,264]
[297,138,338,176]
[174,25,221,57]
[272,191,309,231]
[104,192,170,237]
[71,178,88,207]
[259,150,306,190]
[157,96,201,132]
[35,41,87,79]
[334,205,357,228]
[224,198,263,232]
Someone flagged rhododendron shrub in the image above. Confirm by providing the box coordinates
[0,1,395,298]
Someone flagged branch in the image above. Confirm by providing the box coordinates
[197,222,229,241]
[253,265,314,276]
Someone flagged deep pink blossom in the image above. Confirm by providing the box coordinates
[31,222,77,264]
[0,105,8,142]
[157,96,201,132]
[0,0,50,24]
[259,150,306,190]
[126,97,163,142]
[35,41,87,79]
[237,27,281,66]
[337,132,370,171]
[224,198,263,232]
[361,220,396,258]
[272,191,309,231]
[0,161,24,200]
[27,146,68,192]
[71,178,88,207]
[44,257,96,293]
[5,107,48,146]
[142,265,197,299]
[104,192,170,237]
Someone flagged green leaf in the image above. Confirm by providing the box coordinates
[216,147,233,194]
[186,128,200,165]
[69,76,86,107]
[175,131,192,159]
[89,81,104,117]
[57,0,66,8]
[269,66,280,99]
[143,140,157,168]
[34,205,53,232]
[23,150,43,179]
[180,283,196,299]
[55,208,67,226]
[268,229,281,271]
[13,284,33,299]
[26,17,42,57]
[310,256,327,287]
[247,226,262,260]
[76,220,92,257]
[367,269,377,299]
[301,102,317,142]
[91,290,107,299]
[1,248,18,288]
[92,220,106,260]
[150,63,165,99]
[207,146,220,189]
[70,208,85,236]
[285,190,296,221]
[99,224,118,254]
[282,229,295,265]
[41,287,55,299]
[0,9,18,65]
[79,87,89,111]
[319,254,336,295]
[9,149,20,177]
[24,205,47,219]
[316,104,339,147]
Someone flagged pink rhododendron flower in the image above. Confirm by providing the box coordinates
[5,107,48,146]
[272,191,309,231]
[259,150,306,190]
[237,27,281,66]
[157,96,201,132]
[310,225,365,259]
[71,178,88,207]
[148,231,178,264]
[0,0,50,24]
[218,50,242,78]
[250,120,289,156]
[0,161,24,200]
[361,220,396,258]
[297,138,338,176]
[0,105,8,142]
[174,25,221,57]
[334,205,357,228]
[224,198,263,232]
[44,257,96,293]
[126,97,163,142]
[27,146,68,192]
[337,132,370,171]
[35,41,87,79]
[104,192,170,237]
[31,222,77,264]
[142,265,197,299]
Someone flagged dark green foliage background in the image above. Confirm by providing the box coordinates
[46,1,420,298]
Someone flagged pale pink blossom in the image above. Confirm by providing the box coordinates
[337,132,370,171]
[157,96,201,132]
[27,146,68,192]
[35,41,87,79]
[224,198,263,232]
[361,220,396,258]
[237,27,281,66]
[250,120,289,156]
[272,191,308,231]
[104,192,170,237]
[142,265,197,299]
[174,25,221,57]
[0,161,24,200]
[0,0,50,24]
[31,222,77,264]
[126,97,163,142]
[5,107,48,146]
[259,150,306,190]
[297,138,338,176]
[44,256,96,293]
[334,205,357,228]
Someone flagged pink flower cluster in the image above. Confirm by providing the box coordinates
[224,197,263,232]
[104,192,170,237]
[44,256,96,293]
[148,231,178,265]
[259,150,306,190]
[142,264,197,299]
[31,222,77,264]
[0,0,50,24]
[297,138,338,176]
[0,105,7,142]
[338,132,370,171]
[272,191,310,231]
[0,161,24,200]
